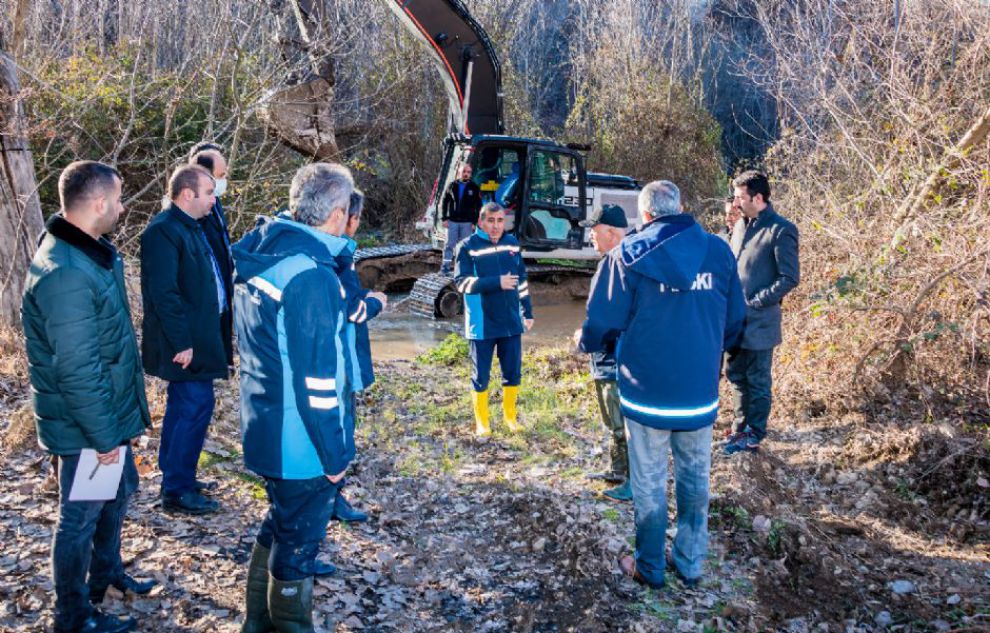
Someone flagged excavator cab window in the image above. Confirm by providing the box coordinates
[520,149,586,249]
[472,146,522,231]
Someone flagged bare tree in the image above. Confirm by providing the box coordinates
[0,27,44,326]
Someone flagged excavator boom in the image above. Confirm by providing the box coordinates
[384,0,504,135]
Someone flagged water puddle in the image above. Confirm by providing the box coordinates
[369,293,588,361]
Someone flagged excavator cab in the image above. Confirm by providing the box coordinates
[426,135,589,254]
[384,0,639,317]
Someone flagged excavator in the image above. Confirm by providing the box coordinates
[265,0,643,318]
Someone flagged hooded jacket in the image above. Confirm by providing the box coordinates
[579,214,746,431]
[334,239,383,392]
[454,229,533,341]
[232,216,355,480]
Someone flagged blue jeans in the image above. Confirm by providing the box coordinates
[469,335,522,392]
[725,348,773,439]
[159,380,215,495]
[627,421,712,587]
[52,449,139,632]
[256,476,340,581]
[442,221,474,271]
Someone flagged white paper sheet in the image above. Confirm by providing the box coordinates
[68,447,127,502]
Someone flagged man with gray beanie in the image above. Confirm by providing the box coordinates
[232,162,358,632]
[579,180,745,590]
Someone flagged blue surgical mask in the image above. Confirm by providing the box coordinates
[213,178,228,197]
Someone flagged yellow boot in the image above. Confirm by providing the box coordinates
[472,390,491,436]
[502,386,523,433]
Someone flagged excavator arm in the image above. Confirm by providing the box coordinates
[383,0,504,136]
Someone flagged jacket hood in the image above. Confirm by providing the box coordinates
[232,214,351,281]
[619,214,708,290]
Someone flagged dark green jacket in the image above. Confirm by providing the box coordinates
[140,204,228,382]
[21,215,151,455]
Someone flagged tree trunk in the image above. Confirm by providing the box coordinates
[0,46,45,327]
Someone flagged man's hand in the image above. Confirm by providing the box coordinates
[443,221,449,229]
[524,318,534,332]
[326,470,347,484]
[97,447,121,465]
[368,292,388,310]
[572,327,582,348]
[173,348,193,369]
[500,274,519,290]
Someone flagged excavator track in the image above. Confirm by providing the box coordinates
[355,243,595,319]
[353,243,435,263]
[405,263,595,320]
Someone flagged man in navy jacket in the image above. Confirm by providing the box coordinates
[233,163,357,632]
[579,180,746,590]
[141,165,226,515]
[327,189,389,523]
[454,202,534,436]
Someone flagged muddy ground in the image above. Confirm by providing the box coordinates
[0,330,988,631]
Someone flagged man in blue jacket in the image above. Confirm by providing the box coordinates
[327,188,389,523]
[233,163,357,632]
[579,180,746,590]
[724,171,800,454]
[455,202,534,436]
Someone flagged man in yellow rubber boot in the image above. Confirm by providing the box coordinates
[454,202,534,436]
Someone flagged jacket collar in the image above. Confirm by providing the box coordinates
[474,227,505,245]
[746,202,777,229]
[273,214,350,260]
[166,203,202,228]
[45,214,117,270]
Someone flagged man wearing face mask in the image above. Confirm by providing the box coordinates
[190,143,234,373]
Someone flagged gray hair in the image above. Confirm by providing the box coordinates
[479,201,504,221]
[289,163,354,227]
[348,188,365,220]
[638,180,682,218]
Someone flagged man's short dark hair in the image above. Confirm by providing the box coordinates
[59,161,121,212]
[732,171,771,201]
[168,164,211,200]
[189,141,223,161]
[190,150,218,174]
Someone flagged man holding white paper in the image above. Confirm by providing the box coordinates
[21,161,155,633]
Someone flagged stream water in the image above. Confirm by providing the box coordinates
[368,294,588,361]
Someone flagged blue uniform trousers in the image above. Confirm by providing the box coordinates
[256,475,340,581]
[469,335,522,392]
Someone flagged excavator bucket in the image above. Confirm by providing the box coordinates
[384,0,504,136]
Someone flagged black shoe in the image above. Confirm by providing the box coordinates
[331,492,368,523]
[162,490,220,515]
[90,574,158,604]
[77,610,136,633]
[194,479,218,493]
[113,573,157,595]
